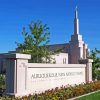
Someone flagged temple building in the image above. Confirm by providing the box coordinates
[0,7,90,74]
[48,7,89,64]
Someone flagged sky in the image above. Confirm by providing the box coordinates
[0,0,100,53]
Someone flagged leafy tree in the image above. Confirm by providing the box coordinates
[17,21,52,63]
[0,74,6,89]
[89,48,100,80]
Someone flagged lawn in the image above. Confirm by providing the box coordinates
[76,91,100,100]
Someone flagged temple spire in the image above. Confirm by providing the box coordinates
[74,6,79,34]
[75,6,78,18]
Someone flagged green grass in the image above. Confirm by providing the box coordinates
[76,91,100,100]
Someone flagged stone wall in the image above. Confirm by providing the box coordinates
[0,53,93,97]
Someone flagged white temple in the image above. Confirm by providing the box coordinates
[48,7,89,64]
[0,7,90,74]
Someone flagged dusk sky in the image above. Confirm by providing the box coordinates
[0,0,100,53]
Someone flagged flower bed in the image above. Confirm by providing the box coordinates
[0,81,100,100]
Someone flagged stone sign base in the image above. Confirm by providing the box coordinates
[0,53,93,97]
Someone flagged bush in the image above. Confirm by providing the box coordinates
[0,81,100,100]
[0,74,6,89]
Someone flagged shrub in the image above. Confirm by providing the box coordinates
[0,81,100,100]
[0,74,6,89]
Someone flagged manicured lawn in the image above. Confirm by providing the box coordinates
[76,91,100,100]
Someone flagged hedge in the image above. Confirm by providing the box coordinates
[0,81,100,100]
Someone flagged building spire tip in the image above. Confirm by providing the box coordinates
[75,6,77,11]
[74,5,79,34]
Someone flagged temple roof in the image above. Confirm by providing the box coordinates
[48,43,69,53]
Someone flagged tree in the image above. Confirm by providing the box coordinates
[89,48,100,80]
[0,74,6,89]
[17,21,51,63]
